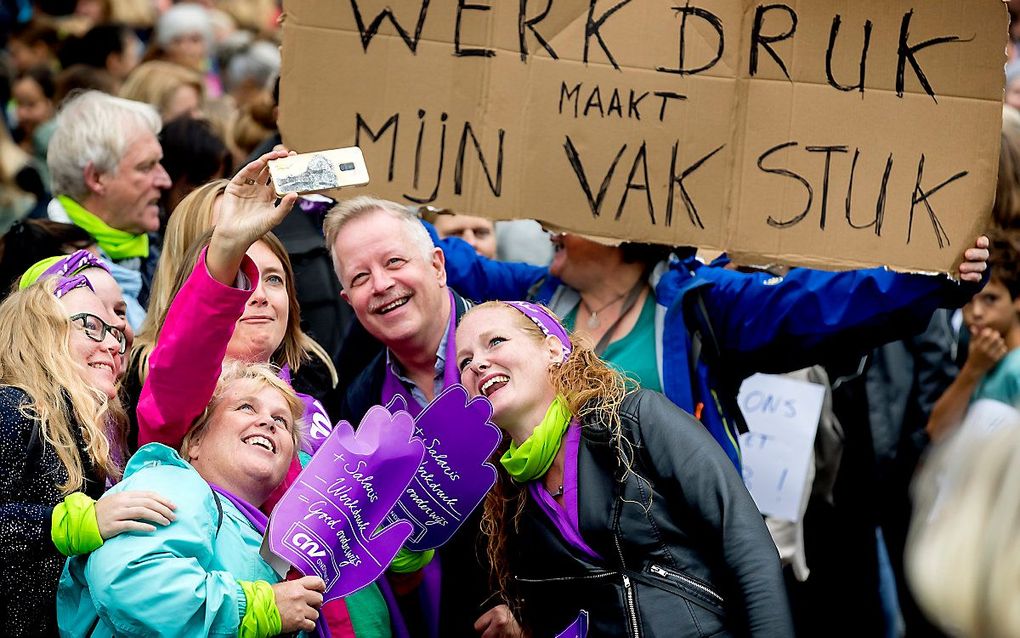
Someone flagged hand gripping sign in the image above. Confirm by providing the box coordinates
[385,385,502,551]
[265,406,425,601]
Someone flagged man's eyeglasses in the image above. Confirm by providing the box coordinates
[69,313,127,355]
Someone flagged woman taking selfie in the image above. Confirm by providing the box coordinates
[455,301,794,637]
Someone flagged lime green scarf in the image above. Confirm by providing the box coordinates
[59,195,149,260]
[501,397,573,482]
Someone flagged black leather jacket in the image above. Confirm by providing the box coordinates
[509,390,795,638]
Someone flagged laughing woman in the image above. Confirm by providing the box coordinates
[455,301,795,638]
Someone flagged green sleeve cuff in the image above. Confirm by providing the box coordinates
[238,579,282,638]
[389,547,435,574]
[51,492,104,556]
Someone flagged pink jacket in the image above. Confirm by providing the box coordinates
[135,250,357,637]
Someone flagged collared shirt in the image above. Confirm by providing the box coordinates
[385,328,449,408]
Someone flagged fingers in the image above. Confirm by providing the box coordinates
[975,234,990,249]
[234,148,292,186]
[299,575,326,592]
[115,520,158,534]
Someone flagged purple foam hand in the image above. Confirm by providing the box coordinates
[390,384,502,551]
[267,405,426,602]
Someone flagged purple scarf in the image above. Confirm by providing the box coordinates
[527,422,602,562]
[208,483,268,535]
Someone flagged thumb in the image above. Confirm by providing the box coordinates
[365,519,413,569]
[299,575,326,592]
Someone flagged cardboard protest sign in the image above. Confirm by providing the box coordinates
[737,373,825,522]
[264,406,425,601]
[385,385,502,551]
[280,0,1006,275]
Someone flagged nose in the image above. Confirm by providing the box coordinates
[249,278,269,306]
[255,412,277,434]
[154,163,172,189]
[369,268,396,294]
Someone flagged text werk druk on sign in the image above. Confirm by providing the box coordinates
[280,0,1006,275]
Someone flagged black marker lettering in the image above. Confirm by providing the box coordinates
[658,1,725,76]
[355,113,399,182]
[805,145,848,230]
[455,0,495,57]
[404,112,448,204]
[454,122,504,197]
[584,86,605,118]
[349,0,431,53]
[845,149,891,236]
[654,91,687,121]
[564,135,627,219]
[897,10,964,103]
[826,15,872,93]
[750,4,797,80]
[666,142,725,228]
[519,0,558,62]
[607,90,623,117]
[908,154,966,248]
[758,141,813,228]
[559,82,582,117]
[628,90,649,119]
[584,0,633,70]
[615,142,655,223]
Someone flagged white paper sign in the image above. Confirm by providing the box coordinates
[958,398,1020,439]
[738,374,825,522]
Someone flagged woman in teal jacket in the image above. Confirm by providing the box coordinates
[58,361,326,637]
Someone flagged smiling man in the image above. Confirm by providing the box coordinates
[324,196,502,638]
[46,91,171,328]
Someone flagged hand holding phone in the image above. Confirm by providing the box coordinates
[268,147,370,196]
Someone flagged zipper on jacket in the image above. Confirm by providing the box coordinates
[622,574,641,638]
[648,564,724,605]
[515,571,615,584]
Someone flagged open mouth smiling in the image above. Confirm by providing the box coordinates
[374,296,411,315]
[479,374,510,397]
[242,434,276,454]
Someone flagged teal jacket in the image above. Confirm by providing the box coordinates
[57,444,279,637]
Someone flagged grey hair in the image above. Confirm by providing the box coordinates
[156,3,213,49]
[324,195,435,286]
[47,91,162,201]
[225,40,280,92]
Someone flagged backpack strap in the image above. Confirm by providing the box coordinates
[210,490,225,537]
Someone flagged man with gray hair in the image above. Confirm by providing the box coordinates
[46,90,171,327]
[324,195,505,638]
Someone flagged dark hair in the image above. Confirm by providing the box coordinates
[159,116,230,188]
[53,65,118,105]
[0,220,95,300]
[10,21,58,48]
[994,127,1020,231]
[58,23,133,70]
[619,241,675,268]
[987,229,1020,300]
[16,64,56,100]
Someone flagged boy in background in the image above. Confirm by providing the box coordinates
[927,232,1020,440]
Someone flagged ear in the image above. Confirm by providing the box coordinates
[83,162,105,196]
[186,435,202,463]
[543,335,566,365]
[340,289,350,305]
[431,247,447,288]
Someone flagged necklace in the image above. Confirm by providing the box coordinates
[580,292,627,329]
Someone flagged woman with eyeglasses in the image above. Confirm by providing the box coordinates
[0,274,175,635]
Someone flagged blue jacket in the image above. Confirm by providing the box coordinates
[431,230,977,468]
[57,444,279,637]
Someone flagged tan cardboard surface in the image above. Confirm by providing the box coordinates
[280,0,1007,274]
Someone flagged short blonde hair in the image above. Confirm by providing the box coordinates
[906,427,1020,637]
[119,60,204,120]
[323,195,434,283]
[181,360,305,461]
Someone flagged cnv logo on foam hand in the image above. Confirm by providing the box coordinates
[282,522,341,590]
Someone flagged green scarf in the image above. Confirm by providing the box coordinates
[501,396,573,482]
[59,195,149,260]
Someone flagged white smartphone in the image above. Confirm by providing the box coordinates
[268,146,370,196]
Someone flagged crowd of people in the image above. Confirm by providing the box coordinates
[0,1,1018,637]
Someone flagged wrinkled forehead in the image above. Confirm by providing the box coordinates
[335,210,419,267]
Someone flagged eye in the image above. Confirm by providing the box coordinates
[488,336,507,347]
[474,228,491,239]
[272,415,291,430]
[237,402,255,413]
[386,257,406,267]
[349,272,368,287]
[265,274,284,286]
[458,356,472,372]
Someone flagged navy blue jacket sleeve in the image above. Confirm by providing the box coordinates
[424,221,550,302]
[688,264,973,376]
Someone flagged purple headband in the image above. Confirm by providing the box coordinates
[41,250,112,281]
[53,274,96,299]
[502,301,573,355]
